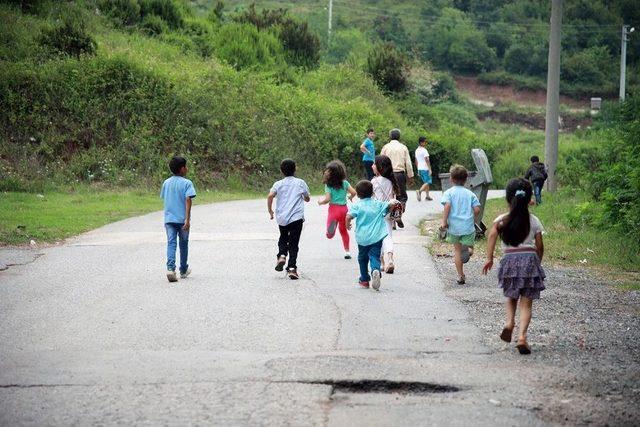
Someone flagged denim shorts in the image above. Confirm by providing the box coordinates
[418,169,432,184]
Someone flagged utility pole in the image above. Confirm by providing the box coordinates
[544,0,562,193]
[619,25,635,102]
[327,0,333,46]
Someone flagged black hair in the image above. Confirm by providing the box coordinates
[374,155,400,196]
[366,128,374,134]
[355,180,373,199]
[280,158,296,176]
[449,164,468,184]
[323,160,346,190]
[499,178,533,247]
[418,136,427,143]
[169,156,187,175]
[530,155,540,163]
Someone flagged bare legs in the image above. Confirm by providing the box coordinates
[503,296,534,353]
[453,243,465,282]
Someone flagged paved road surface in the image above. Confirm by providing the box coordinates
[0,191,544,426]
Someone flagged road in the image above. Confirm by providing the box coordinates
[0,190,545,426]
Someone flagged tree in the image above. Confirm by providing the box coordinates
[366,42,410,93]
[373,14,410,52]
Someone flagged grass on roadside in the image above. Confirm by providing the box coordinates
[0,187,259,245]
[477,191,639,273]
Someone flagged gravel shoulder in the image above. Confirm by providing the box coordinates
[424,217,640,426]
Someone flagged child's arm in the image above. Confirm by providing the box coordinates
[482,222,499,274]
[347,185,357,201]
[535,232,544,261]
[473,205,481,221]
[267,192,276,219]
[425,156,431,172]
[183,197,193,230]
[441,203,451,229]
[345,214,353,230]
[318,192,331,205]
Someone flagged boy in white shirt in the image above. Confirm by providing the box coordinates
[415,136,432,201]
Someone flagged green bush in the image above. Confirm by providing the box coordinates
[140,0,185,29]
[278,18,320,68]
[0,0,44,14]
[98,0,141,26]
[562,46,615,87]
[211,23,284,71]
[141,14,168,35]
[324,28,371,65]
[503,32,548,77]
[366,42,410,93]
[39,17,97,57]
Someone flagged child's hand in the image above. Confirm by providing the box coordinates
[347,223,352,230]
[440,222,448,230]
[269,210,274,220]
[182,220,190,231]
[482,259,493,275]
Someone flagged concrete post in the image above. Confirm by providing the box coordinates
[544,0,563,193]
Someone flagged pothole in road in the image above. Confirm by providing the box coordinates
[304,380,460,395]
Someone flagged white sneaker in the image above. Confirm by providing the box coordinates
[180,268,192,279]
[167,270,178,282]
[344,252,352,259]
[371,269,381,291]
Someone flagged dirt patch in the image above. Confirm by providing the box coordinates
[476,110,593,132]
[423,218,640,426]
[456,76,587,109]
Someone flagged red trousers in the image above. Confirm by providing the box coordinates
[326,204,350,251]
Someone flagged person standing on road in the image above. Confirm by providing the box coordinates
[524,156,548,205]
[267,159,311,280]
[380,128,414,228]
[360,128,376,180]
[415,136,433,201]
[160,156,196,283]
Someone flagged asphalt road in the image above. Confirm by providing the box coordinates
[0,190,545,426]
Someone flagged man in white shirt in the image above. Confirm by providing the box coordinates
[415,136,433,201]
[380,128,414,227]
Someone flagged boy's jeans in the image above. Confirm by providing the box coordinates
[357,239,383,282]
[165,223,189,273]
[533,181,544,205]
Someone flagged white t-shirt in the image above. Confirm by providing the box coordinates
[372,176,394,201]
[415,146,430,171]
[494,213,545,249]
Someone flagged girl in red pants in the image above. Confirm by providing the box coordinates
[318,160,357,259]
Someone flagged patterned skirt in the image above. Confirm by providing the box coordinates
[498,249,546,299]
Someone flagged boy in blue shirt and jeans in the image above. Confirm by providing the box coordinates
[441,164,481,285]
[347,180,399,291]
[160,156,196,282]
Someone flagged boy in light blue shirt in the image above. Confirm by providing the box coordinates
[347,180,399,291]
[440,164,481,285]
[160,156,196,282]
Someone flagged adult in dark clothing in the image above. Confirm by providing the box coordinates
[524,156,548,205]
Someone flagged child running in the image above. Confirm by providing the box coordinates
[318,160,356,259]
[346,180,399,291]
[267,159,311,280]
[440,164,481,285]
[483,178,545,355]
[160,156,196,283]
[371,155,399,273]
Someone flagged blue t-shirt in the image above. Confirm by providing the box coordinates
[348,198,389,246]
[441,185,480,236]
[270,176,310,226]
[362,138,375,162]
[160,176,197,224]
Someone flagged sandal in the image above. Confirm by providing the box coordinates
[516,339,531,355]
[500,327,513,343]
[456,276,466,285]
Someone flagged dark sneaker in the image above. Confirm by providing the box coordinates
[359,281,370,288]
[416,190,422,202]
[425,195,433,201]
[396,219,405,229]
[275,255,286,271]
[180,268,191,279]
[371,269,381,291]
[167,270,178,282]
[287,268,299,280]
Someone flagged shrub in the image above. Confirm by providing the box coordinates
[503,31,548,77]
[278,18,320,68]
[211,23,284,71]
[324,28,371,65]
[366,42,410,93]
[372,14,410,52]
[98,0,141,26]
[140,0,185,29]
[39,17,97,57]
[141,14,168,35]
[562,46,615,87]
[0,0,44,14]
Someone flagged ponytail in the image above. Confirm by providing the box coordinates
[499,178,533,247]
